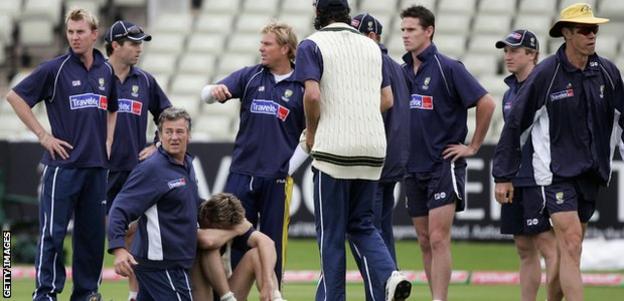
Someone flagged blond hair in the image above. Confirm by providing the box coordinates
[65,8,98,31]
[261,21,298,61]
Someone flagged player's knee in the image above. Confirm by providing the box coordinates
[515,239,538,260]
[560,232,582,258]
[428,230,450,251]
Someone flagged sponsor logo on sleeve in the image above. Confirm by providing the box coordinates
[168,177,187,189]
[549,89,574,101]
[69,93,108,110]
[410,94,434,110]
[118,99,143,115]
[250,99,290,121]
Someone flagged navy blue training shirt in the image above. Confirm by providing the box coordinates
[501,75,536,187]
[108,147,200,270]
[218,64,305,178]
[13,48,118,168]
[109,66,171,171]
[379,44,409,182]
[402,44,488,173]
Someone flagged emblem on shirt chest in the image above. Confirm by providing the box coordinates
[72,80,81,87]
[421,77,431,90]
[281,89,293,102]
[599,85,604,99]
[131,85,139,97]
[258,86,265,92]
[98,78,106,91]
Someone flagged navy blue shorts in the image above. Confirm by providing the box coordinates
[405,159,466,217]
[500,186,551,235]
[106,170,131,213]
[135,268,193,301]
[543,180,597,223]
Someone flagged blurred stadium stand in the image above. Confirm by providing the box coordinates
[1,0,624,143]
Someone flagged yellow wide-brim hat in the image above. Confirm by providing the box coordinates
[549,3,609,37]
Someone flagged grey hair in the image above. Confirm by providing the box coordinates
[157,107,192,132]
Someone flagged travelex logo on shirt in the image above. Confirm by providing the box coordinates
[69,93,108,110]
[168,177,187,189]
[550,89,574,101]
[250,99,290,121]
[118,98,143,115]
[410,94,434,110]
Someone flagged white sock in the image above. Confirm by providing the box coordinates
[220,291,237,301]
[128,291,138,301]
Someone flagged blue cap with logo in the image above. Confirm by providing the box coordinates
[314,0,349,10]
[495,29,539,51]
[351,13,383,35]
[105,20,151,43]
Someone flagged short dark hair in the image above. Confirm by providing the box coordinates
[198,193,246,229]
[314,7,351,30]
[400,5,436,41]
[105,38,129,56]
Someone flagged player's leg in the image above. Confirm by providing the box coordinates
[71,168,107,301]
[551,211,583,301]
[197,248,233,300]
[125,224,139,300]
[427,159,466,300]
[257,176,292,286]
[378,181,398,263]
[535,230,562,301]
[107,170,138,300]
[32,166,80,301]
[405,174,432,294]
[190,255,214,301]
[428,203,455,300]
[230,248,260,300]
[347,179,398,301]
[543,182,585,301]
[313,169,348,301]
[224,173,259,283]
[521,186,562,301]
[514,235,541,301]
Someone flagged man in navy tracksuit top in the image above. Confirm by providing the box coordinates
[200,22,304,285]
[108,108,199,301]
[493,4,624,300]
[104,20,171,301]
[5,9,118,301]
[400,5,495,301]
[494,30,562,301]
[350,13,410,264]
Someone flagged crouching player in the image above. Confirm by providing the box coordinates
[192,193,285,301]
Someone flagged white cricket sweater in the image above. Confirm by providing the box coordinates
[307,23,386,180]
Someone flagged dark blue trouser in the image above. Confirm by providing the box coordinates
[32,166,106,301]
[313,169,396,301]
[135,268,193,301]
[372,181,398,264]
[224,172,291,286]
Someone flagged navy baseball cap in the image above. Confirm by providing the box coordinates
[314,0,349,10]
[351,13,383,35]
[495,29,539,51]
[105,20,151,43]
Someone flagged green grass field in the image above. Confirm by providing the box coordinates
[9,239,624,300]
